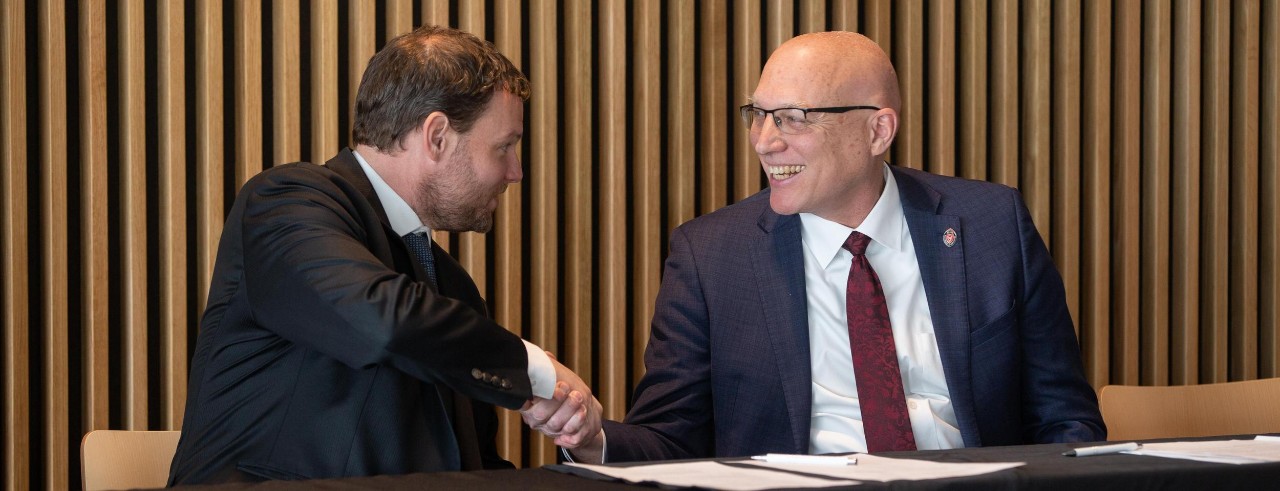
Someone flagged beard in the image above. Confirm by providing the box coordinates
[416,139,502,233]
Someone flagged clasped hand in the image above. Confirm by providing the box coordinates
[519,355,602,449]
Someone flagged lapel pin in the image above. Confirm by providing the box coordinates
[942,228,958,248]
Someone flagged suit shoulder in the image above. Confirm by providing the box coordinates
[242,161,336,188]
[237,161,366,203]
[893,165,1018,196]
[892,165,1024,217]
[673,190,772,236]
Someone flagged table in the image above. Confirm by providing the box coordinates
[175,437,1280,490]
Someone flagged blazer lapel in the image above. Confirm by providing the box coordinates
[751,205,813,453]
[892,167,981,446]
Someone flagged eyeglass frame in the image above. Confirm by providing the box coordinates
[739,104,883,134]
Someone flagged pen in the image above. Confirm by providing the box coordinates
[1062,442,1142,457]
[750,453,858,466]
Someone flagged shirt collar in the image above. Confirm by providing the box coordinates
[800,163,905,268]
[352,149,432,237]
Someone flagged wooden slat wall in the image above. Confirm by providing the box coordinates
[0,2,1277,487]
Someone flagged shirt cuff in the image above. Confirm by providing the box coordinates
[523,340,556,399]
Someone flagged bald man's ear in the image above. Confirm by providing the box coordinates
[867,109,898,156]
[421,111,454,162]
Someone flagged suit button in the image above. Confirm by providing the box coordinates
[471,369,483,380]
[501,379,512,389]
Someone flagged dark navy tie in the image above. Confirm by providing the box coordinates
[403,232,438,286]
[843,231,916,452]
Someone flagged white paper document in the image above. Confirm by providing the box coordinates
[565,454,1023,490]
[1124,436,1280,465]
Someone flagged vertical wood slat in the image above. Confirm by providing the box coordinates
[78,0,111,434]
[491,0,526,462]
[1,0,30,487]
[196,0,225,320]
[862,0,890,52]
[598,0,628,424]
[989,0,1017,187]
[1079,0,1112,386]
[893,0,923,171]
[235,0,263,186]
[1021,0,1050,243]
[348,1,375,144]
[632,0,662,387]
[1261,0,1280,378]
[732,0,761,201]
[958,0,987,181]
[765,0,793,55]
[1171,0,1203,384]
[926,0,956,177]
[385,0,413,38]
[421,0,449,26]
[1141,0,1173,385]
[830,0,858,32]
[158,0,189,430]
[563,0,592,388]
[698,0,729,214]
[1228,0,1261,381]
[38,0,71,486]
[1050,1,1081,332]
[119,0,148,429]
[1201,0,1230,383]
[528,0,558,467]
[1111,0,1142,385]
[273,0,301,165]
[668,0,696,230]
[798,0,824,33]
[311,0,338,163]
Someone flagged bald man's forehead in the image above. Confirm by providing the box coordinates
[755,46,868,106]
[757,32,900,110]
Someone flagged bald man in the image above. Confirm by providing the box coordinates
[536,32,1104,463]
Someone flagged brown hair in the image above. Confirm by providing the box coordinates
[352,25,530,152]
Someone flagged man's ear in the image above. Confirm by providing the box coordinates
[867,109,899,156]
[421,111,453,162]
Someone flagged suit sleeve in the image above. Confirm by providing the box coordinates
[1012,192,1107,443]
[603,226,716,462]
[238,167,532,410]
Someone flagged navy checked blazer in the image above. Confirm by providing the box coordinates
[603,165,1105,461]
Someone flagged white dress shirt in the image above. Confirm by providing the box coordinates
[353,150,556,399]
[802,164,963,454]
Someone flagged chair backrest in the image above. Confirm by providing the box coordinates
[1098,378,1280,441]
[81,430,181,491]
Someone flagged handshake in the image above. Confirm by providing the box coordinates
[519,352,606,462]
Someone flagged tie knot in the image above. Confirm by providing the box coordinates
[842,231,872,256]
[403,232,439,286]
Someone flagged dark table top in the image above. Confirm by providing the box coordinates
[174,436,1280,490]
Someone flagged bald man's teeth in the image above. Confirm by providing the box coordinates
[771,165,804,179]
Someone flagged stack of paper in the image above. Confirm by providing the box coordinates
[562,454,1023,490]
[1125,436,1280,465]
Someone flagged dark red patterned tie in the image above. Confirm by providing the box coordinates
[842,231,916,452]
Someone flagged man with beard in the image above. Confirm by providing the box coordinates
[168,25,600,484]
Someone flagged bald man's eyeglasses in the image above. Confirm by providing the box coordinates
[740,104,881,135]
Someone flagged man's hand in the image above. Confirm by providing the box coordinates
[520,356,602,448]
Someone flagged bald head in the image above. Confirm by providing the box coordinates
[757,32,901,112]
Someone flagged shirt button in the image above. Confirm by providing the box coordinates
[908,401,918,410]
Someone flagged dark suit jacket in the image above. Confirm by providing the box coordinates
[603,166,1105,461]
[169,149,530,484]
